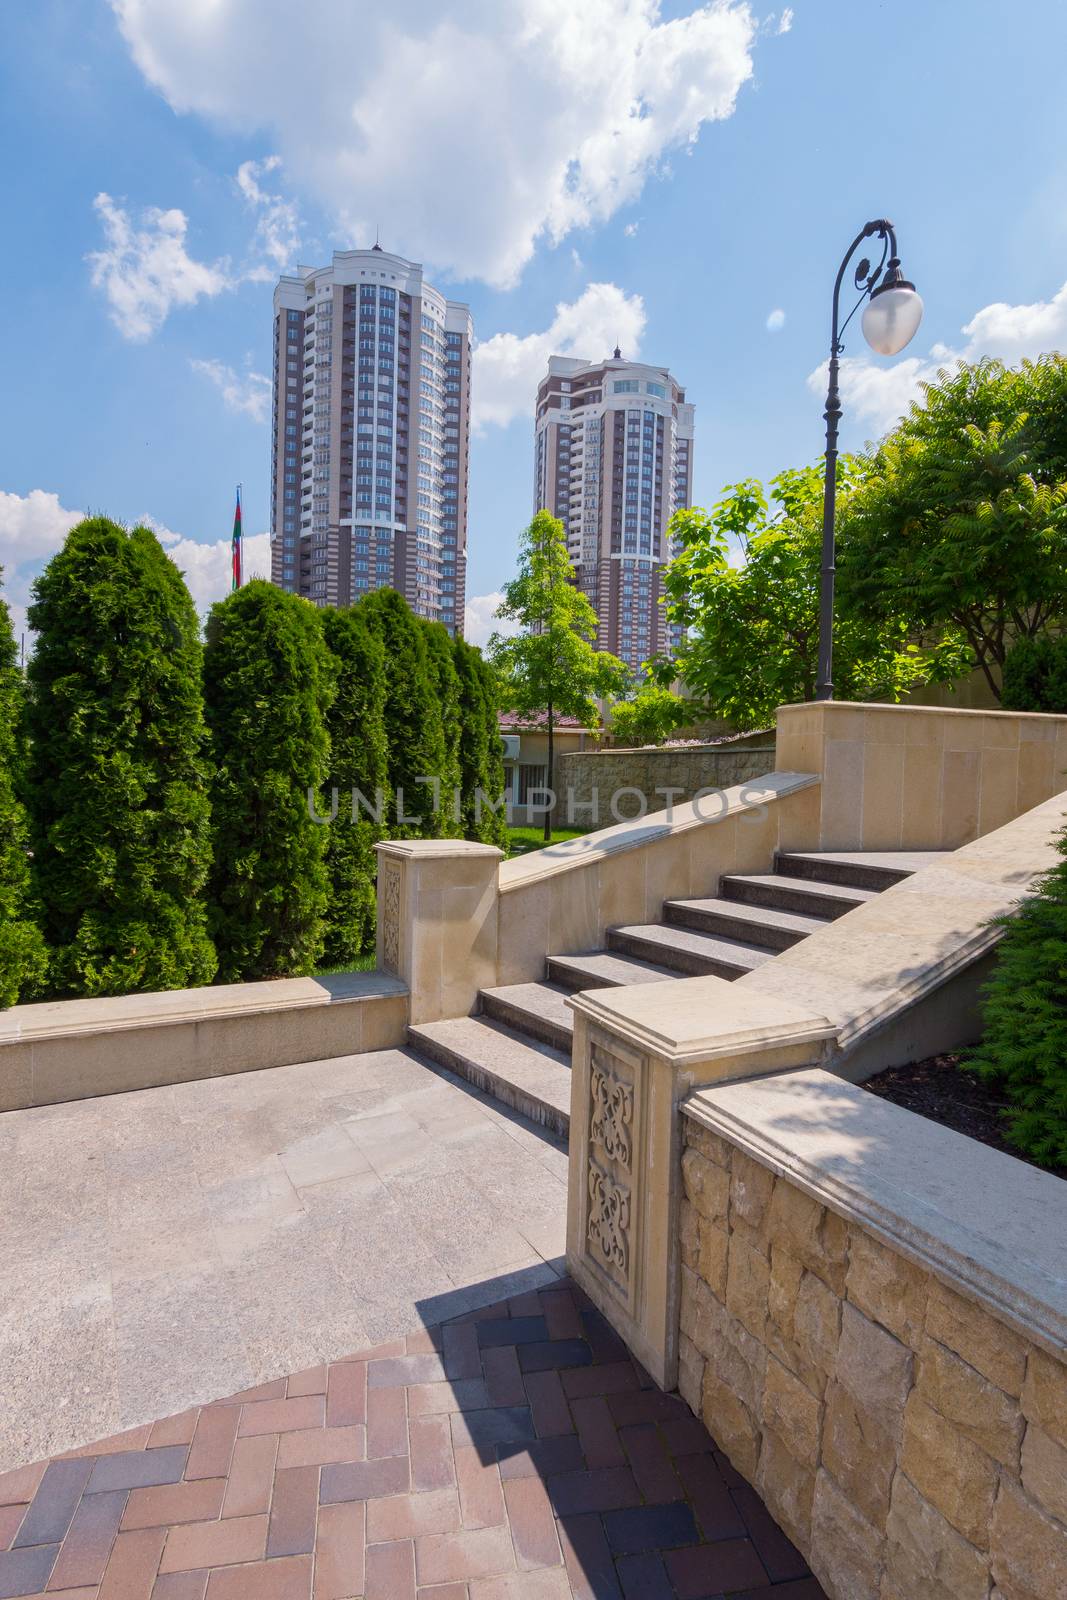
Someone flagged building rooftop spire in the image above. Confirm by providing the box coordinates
[613,344,622,360]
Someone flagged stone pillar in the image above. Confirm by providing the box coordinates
[565,976,834,1388]
[375,840,502,1025]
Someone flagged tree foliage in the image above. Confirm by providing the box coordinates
[609,683,691,747]
[660,466,945,731]
[357,588,446,836]
[204,581,332,982]
[971,829,1067,1169]
[839,357,1067,700]
[1002,634,1067,713]
[322,607,389,967]
[489,511,626,838]
[421,620,463,837]
[0,575,47,1006]
[453,637,509,849]
[26,518,215,997]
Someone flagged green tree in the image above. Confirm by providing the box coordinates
[357,588,446,836]
[0,576,47,1006]
[322,607,390,967]
[840,357,1067,700]
[453,637,509,848]
[971,829,1067,1168]
[609,683,691,747]
[204,581,333,982]
[489,511,626,840]
[421,620,463,837]
[1002,634,1067,713]
[26,518,215,998]
[660,466,945,731]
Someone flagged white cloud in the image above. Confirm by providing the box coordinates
[236,155,300,276]
[190,357,272,422]
[0,491,85,645]
[766,307,785,332]
[473,281,646,431]
[806,277,1067,438]
[777,7,793,32]
[465,592,521,647]
[87,192,232,340]
[623,221,641,237]
[147,517,272,613]
[109,0,759,288]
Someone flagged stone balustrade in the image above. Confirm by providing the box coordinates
[677,1070,1067,1600]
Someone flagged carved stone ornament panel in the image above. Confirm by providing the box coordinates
[587,1163,631,1280]
[591,1061,634,1169]
[382,861,402,974]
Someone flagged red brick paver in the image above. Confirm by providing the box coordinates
[0,1278,825,1598]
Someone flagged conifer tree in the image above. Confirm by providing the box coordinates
[26,518,215,997]
[421,620,463,837]
[0,576,47,1006]
[357,588,446,836]
[971,834,1067,1168]
[204,581,333,981]
[322,607,389,965]
[453,637,508,848]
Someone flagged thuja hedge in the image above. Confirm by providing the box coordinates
[3,521,507,1004]
[25,518,216,998]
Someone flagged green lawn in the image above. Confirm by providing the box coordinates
[506,824,591,857]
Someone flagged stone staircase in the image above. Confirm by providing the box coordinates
[408,850,945,1139]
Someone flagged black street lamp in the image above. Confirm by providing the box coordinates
[815,220,924,700]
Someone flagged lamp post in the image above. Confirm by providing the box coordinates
[815,220,923,700]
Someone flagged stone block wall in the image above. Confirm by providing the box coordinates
[677,1116,1067,1600]
[554,737,776,825]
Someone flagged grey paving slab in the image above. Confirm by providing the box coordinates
[0,1047,567,1474]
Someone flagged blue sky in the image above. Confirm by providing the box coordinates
[2,0,1066,643]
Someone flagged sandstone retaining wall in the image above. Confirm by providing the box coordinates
[677,1113,1067,1600]
[554,735,775,824]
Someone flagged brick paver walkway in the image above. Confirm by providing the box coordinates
[0,1278,824,1600]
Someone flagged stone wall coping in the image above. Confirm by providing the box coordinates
[498,770,820,892]
[567,973,836,1065]
[684,1066,1067,1358]
[734,791,1067,1054]
[0,969,408,1045]
[377,839,504,862]
[559,741,777,758]
[778,698,1067,724]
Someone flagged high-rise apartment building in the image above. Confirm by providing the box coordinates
[533,352,694,671]
[270,247,472,632]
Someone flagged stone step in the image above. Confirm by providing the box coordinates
[606,922,775,979]
[720,872,877,921]
[663,896,828,950]
[479,981,574,1052]
[408,1016,571,1139]
[546,950,678,991]
[774,849,947,892]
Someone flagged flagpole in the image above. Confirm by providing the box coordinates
[232,484,243,591]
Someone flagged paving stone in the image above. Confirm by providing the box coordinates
[518,1341,592,1374]
[366,1388,408,1459]
[365,1538,415,1599]
[0,1506,24,1552]
[475,1319,548,1348]
[159,1513,267,1573]
[122,1479,226,1531]
[367,1489,461,1542]
[494,1437,584,1482]
[267,1466,320,1557]
[314,1501,365,1600]
[0,1542,59,1600]
[557,1514,621,1600]
[603,1500,700,1554]
[449,1409,536,1453]
[237,1397,325,1439]
[87,1449,188,1497]
[98,1527,168,1600]
[12,1461,93,1547]
[616,1551,674,1599]
[152,1574,209,1600]
[523,1371,573,1439]
[501,1476,561,1569]
[204,1555,312,1600]
[665,1536,768,1595]
[415,1525,515,1586]
[220,1436,277,1519]
[325,1361,367,1428]
[185,1409,240,1482]
[276,1425,366,1469]
[546,1467,641,1517]
[320,1455,411,1504]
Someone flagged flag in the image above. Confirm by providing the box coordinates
[231,486,243,591]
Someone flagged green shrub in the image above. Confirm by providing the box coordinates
[26,518,215,997]
[610,684,692,747]
[0,578,47,1006]
[1002,635,1067,712]
[357,589,445,836]
[204,581,333,981]
[971,830,1067,1168]
[322,607,389,966]
[421,620,463,837]
[454,637,509,848]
